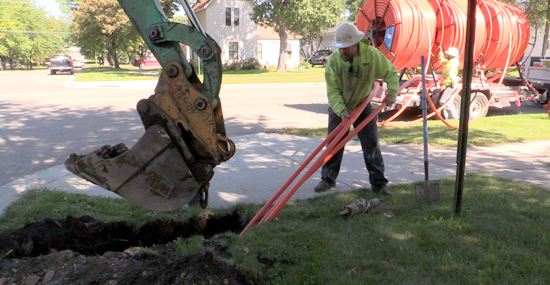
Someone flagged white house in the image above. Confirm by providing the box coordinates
[192,0,301,69]
[257,24,301,69]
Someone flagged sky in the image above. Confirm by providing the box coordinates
[35,0,63,17]
[34,0,186,18]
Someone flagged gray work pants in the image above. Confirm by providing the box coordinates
[439,85,460,119]
[320,104,388,188]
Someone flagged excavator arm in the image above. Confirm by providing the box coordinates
[65,0,235,212]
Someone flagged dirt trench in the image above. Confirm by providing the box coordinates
[0,209,268,285]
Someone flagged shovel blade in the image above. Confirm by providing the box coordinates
[415,182,441,203]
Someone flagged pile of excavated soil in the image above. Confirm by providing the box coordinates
[0,213,267,285]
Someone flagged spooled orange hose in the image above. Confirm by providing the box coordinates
[356,0,436,71]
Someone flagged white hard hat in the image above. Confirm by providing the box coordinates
[332,23,365,48]
[445,47,460,58]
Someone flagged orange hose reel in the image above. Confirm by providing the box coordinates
[429,0,487,70]
[356,0,437,71]
[356,0,530,71]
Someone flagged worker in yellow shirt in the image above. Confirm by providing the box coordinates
[438,46,461,119]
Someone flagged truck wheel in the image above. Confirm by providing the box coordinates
[454,92,489,119]
[469,92,489,118]
[51,70,56,75]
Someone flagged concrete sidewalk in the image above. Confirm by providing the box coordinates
[1,133,548,214]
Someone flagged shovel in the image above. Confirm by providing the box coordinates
[415,56,440,202]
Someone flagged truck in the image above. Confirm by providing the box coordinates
[48,54,74,75]
[521,57,550,105]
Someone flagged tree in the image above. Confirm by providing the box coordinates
[251,0,345,72]
[56,0,81,15]
[498,0,550,57]
[289,0,344,58]
[72,0,178,68]
[72,0,140,68]
[0,0,66,70]
[344,0,363,22]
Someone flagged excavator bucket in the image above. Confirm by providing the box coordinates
[65,62,234,212]
[65,125,202,212]
[65,0,235,212]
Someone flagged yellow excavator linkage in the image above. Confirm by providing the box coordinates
[65,0,235,212]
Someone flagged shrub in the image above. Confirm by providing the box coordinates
[222,61,242,71]
[297,61,312,69]
[241,58,261,70]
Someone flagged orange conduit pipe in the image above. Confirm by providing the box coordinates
[259,102,387,225]
[430,0,487,71]
[356,0,437,71]
[257,87,382,223]
[356,0,437,126]
[467,0,517,125]
[240,84,381,236]
[255,91,383,227]
[478,0,530,71]
[356,0,530,128]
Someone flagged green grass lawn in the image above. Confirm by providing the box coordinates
[222,67,326,84]
[0,66,48,71]
[1,173,549,284]
[278,112,550,147]
[74,64,160,81]
[74,64,326,83]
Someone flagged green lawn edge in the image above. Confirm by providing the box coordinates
[1,173,549,284]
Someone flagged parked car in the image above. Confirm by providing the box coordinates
[48,54,74,75]
[309,50,332,67]
[73,60,85,68]
[133,57,160,69]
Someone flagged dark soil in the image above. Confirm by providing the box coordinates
[0,211,268,285]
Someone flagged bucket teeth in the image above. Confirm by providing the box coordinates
[65,125,202,212]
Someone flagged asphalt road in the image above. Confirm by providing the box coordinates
[1,69,546,187]
[0,69,329,186]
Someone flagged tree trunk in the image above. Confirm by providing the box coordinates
[111,40,120,69]
[277,22,288,72]
[316,37,323,52]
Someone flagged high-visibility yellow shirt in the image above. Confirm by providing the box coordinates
[325,40,399,117]
[438,50,460,88]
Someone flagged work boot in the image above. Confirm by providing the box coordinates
[314,180,334,193]
[373,185,394,196]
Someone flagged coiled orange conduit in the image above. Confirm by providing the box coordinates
[355,0,530,128]
[356,0,437,71]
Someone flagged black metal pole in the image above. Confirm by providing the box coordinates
[454,0,477,214]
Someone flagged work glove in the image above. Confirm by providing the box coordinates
[341,111,350,120]
[384,95,396,106]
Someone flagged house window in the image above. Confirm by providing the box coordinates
[287,43,292,59]
[258,43,262,60]
[229,42,238,60]
[226,8,231,26]
[234,8,240,26]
